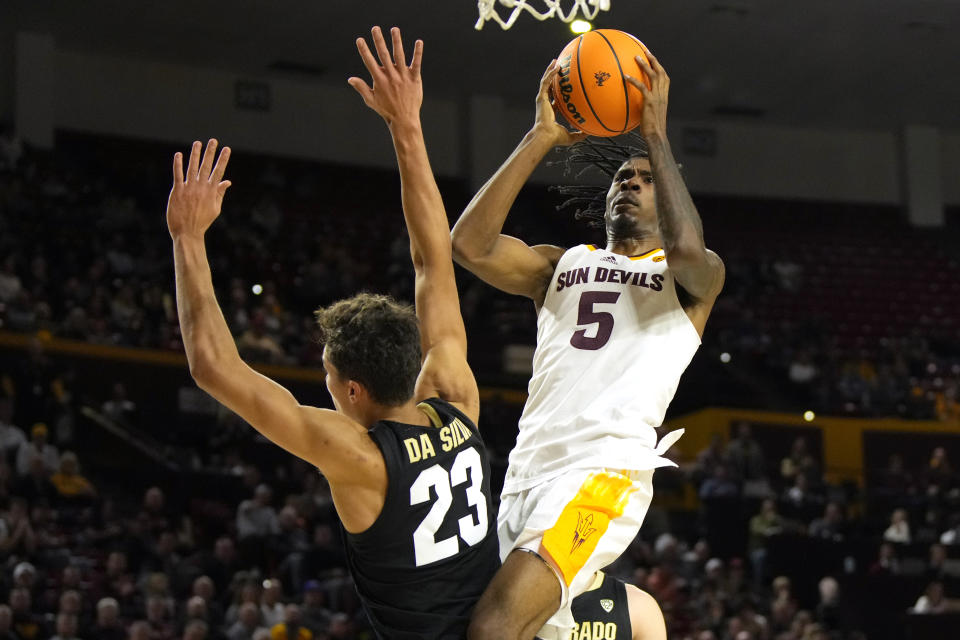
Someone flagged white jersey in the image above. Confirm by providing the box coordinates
[502,244,701,493]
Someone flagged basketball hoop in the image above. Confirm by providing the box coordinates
[475,0,612,30]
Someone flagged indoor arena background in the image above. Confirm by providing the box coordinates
[1,2,959,639]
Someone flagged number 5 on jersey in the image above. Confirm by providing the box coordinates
[410,447,488,567]
[571,291,621,350]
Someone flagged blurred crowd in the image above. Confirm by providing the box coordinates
[0,129,536,379]
[0,334,374,639]
[1,130,958,420]
[0,447,374,640]
[679,422,960,639]
[4,365,960,640]
[710,243,960,423]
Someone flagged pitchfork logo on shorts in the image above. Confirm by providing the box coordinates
[571,511,598,554]
[594,71,611,87]
[600,599,614,613]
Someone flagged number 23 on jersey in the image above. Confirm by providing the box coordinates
[409,447,488,567]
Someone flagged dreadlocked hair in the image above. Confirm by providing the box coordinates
[547,133,650,228]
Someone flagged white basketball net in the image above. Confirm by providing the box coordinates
[475,0,611,30]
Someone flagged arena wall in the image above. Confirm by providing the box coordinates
[0,20,14,123]
[3,33,959,206]
[54,48,463,176]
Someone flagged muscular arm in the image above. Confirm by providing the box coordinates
[647,133,724,300]
[349,27,479,422]
[170,142,383,489]
[394,117,479,421]
[629,50,724,303]
[451,129,564,303]
[451,61,583,304]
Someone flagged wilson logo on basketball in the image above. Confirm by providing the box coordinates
[556,55,587,125]
[552,29,651,137]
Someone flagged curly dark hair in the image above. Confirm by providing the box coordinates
[549,133,650,228]
[314,293,420,406]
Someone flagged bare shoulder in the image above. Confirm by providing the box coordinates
[452,237,565,303]
[531,243,567,266]
[298,407,389,532]
[528,244,566,307]
[299,404,368,433]
[625,584,667,640]
[298,406,385,480]
[413,351,480,426]
[703,248,725,287]
[676,247,724,336]
[703,248,726,301]
[706,247,724,270]
[625,583,659,607]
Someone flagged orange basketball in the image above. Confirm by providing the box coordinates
[551,29,652,137]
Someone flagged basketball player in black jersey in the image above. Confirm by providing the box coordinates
[168,26,499,639]
[565,572,665,640]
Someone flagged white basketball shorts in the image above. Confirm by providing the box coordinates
[496,467,655,640]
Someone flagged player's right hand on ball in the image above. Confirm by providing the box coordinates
[534,60,588,147]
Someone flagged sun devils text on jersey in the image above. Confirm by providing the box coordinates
[505,244,699,492]
[343,397,500,639]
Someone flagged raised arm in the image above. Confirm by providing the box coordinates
[627,51,724,304]
[168,140,383,487]
[348,27,479,422]
[450,61,586,305]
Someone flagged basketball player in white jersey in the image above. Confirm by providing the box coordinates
[454,51,724,639]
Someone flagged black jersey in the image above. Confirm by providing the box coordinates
[343,397,500,639]
[569,572,632,640]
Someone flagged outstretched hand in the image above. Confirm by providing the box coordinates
[167,139,232,239]
[348,26,423,128]
[535,60,589,147]
[625,47,668,139]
